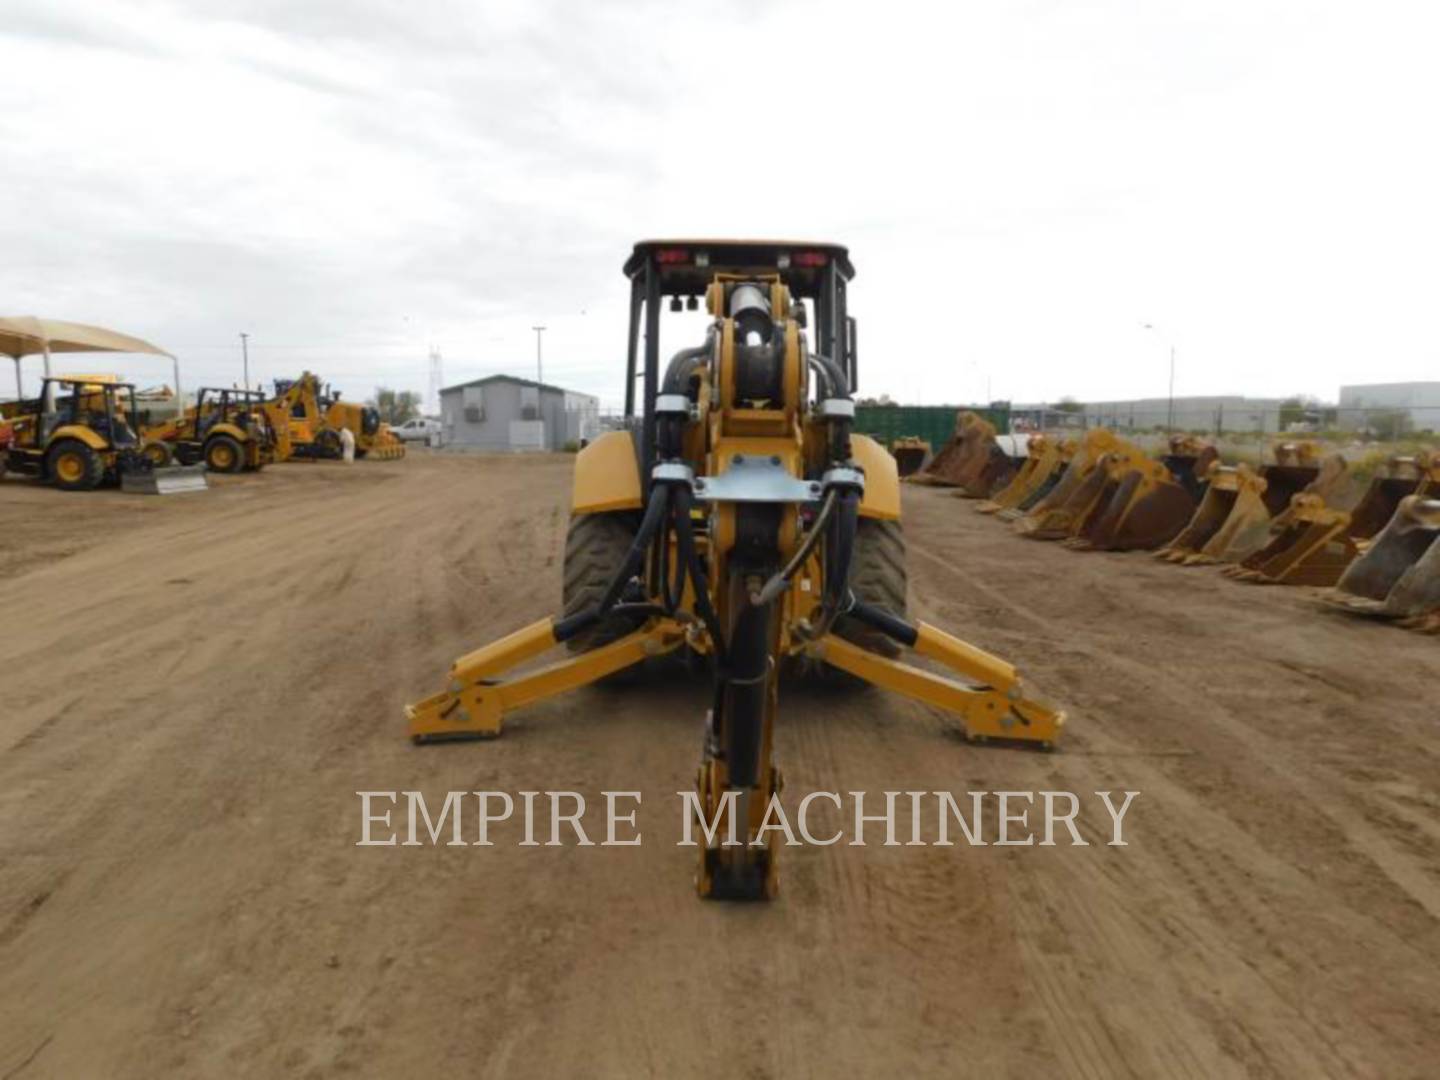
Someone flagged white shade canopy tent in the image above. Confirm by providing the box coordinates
[0,316,176,401]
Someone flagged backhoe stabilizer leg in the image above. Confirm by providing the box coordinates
[814,629,1064,747]
[406,618,683,742]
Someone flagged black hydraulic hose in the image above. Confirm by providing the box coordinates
[669,483,727,665]
[554,485,672,643]
[660,333,715,395]
[751,489,838,607]
[846,598,919,648]
[809,351,851,399]
[808,490,860,638]
[599,483,671,613]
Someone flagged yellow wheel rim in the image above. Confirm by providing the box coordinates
[212,445,234,469]
[56,453,84,483]
[145,445,167,465]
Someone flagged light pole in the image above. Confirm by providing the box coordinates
[240,332,250,392]
[531,326,545,385]
[1142,323,1176,430]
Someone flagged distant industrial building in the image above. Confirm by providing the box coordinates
[1011,395,1287,434]
[438,374,600,451]
[1337,382,1440,432]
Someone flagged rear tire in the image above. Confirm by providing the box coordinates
[205,435,244,474]
[561,511,645,654]
[47,439,105,491]
[836,517,909,658]
[142,441,173,467]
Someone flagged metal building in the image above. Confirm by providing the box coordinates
[438,374,600,451]
[1337,382,1440,433]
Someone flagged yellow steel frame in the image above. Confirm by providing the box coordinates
[407,613,1063,747]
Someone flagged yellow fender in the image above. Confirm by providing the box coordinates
[47,424,109,452]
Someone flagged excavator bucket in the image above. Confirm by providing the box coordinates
[121,462,209,495]
[1012,429,1120,535]
[997,437,1077,521]
[1159,434,1220,501]
[1161,449,1344,566]
[911,411,976,486]
[1019,437,1137,542]
[1324,496,1440,619]
[890,437,930,477]
[1229,455,1435,587]
[1067,455,1199,552]
[977,435,1059,514]
[914,411,1013,494]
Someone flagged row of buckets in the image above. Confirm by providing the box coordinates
[901,413,1440,635]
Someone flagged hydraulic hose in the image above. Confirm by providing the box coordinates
[809,351,851,399]
[669,482,727,665]
[751,488,839,607]
[553,484,672,643]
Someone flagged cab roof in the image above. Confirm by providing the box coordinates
[624,239,854,298]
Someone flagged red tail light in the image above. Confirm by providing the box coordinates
[792,251,828,268]
[654,248,689,265]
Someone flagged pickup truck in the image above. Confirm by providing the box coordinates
[391,417,441,444]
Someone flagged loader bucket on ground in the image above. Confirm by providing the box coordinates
[1156,464,1268,564]
[121,463,209,495]
[956,442,1018,498]
[997,440,1077,520]
[1073,457,1198,552]
[1011,429,1118,526]
[1019,442,1135,541]
[916,411,999,489]
[891,437,930,477]
[1229,458,1421,586]
[1226,495,1354,586]
[912,411,978,486]
[1160,435,1220,500]
[1324,496,1440,618]
[978,436,1059,513]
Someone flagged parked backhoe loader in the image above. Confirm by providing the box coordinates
[142,387,281,472]
[406,240,1064,900]
[1323,495,1440,624]
[1,376,206,493]
[325,398,407,460]
[1226,453,1438,586]
[890,436,929,477]
[1156,442,1343,566]
[262,373,345,460]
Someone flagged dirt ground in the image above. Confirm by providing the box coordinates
[2,452,1438,1078]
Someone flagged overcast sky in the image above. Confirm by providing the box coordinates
[3,0,1438,410]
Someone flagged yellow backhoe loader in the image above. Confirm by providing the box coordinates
[325,398,407,460]
[406,240,1064,900]
[141,387,281,472]
[1,376,206,493]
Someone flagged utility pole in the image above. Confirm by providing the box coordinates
[1142,323,1176,431]
[239,332,250,392]
[428,347,444,415]
[531,326,546,386]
